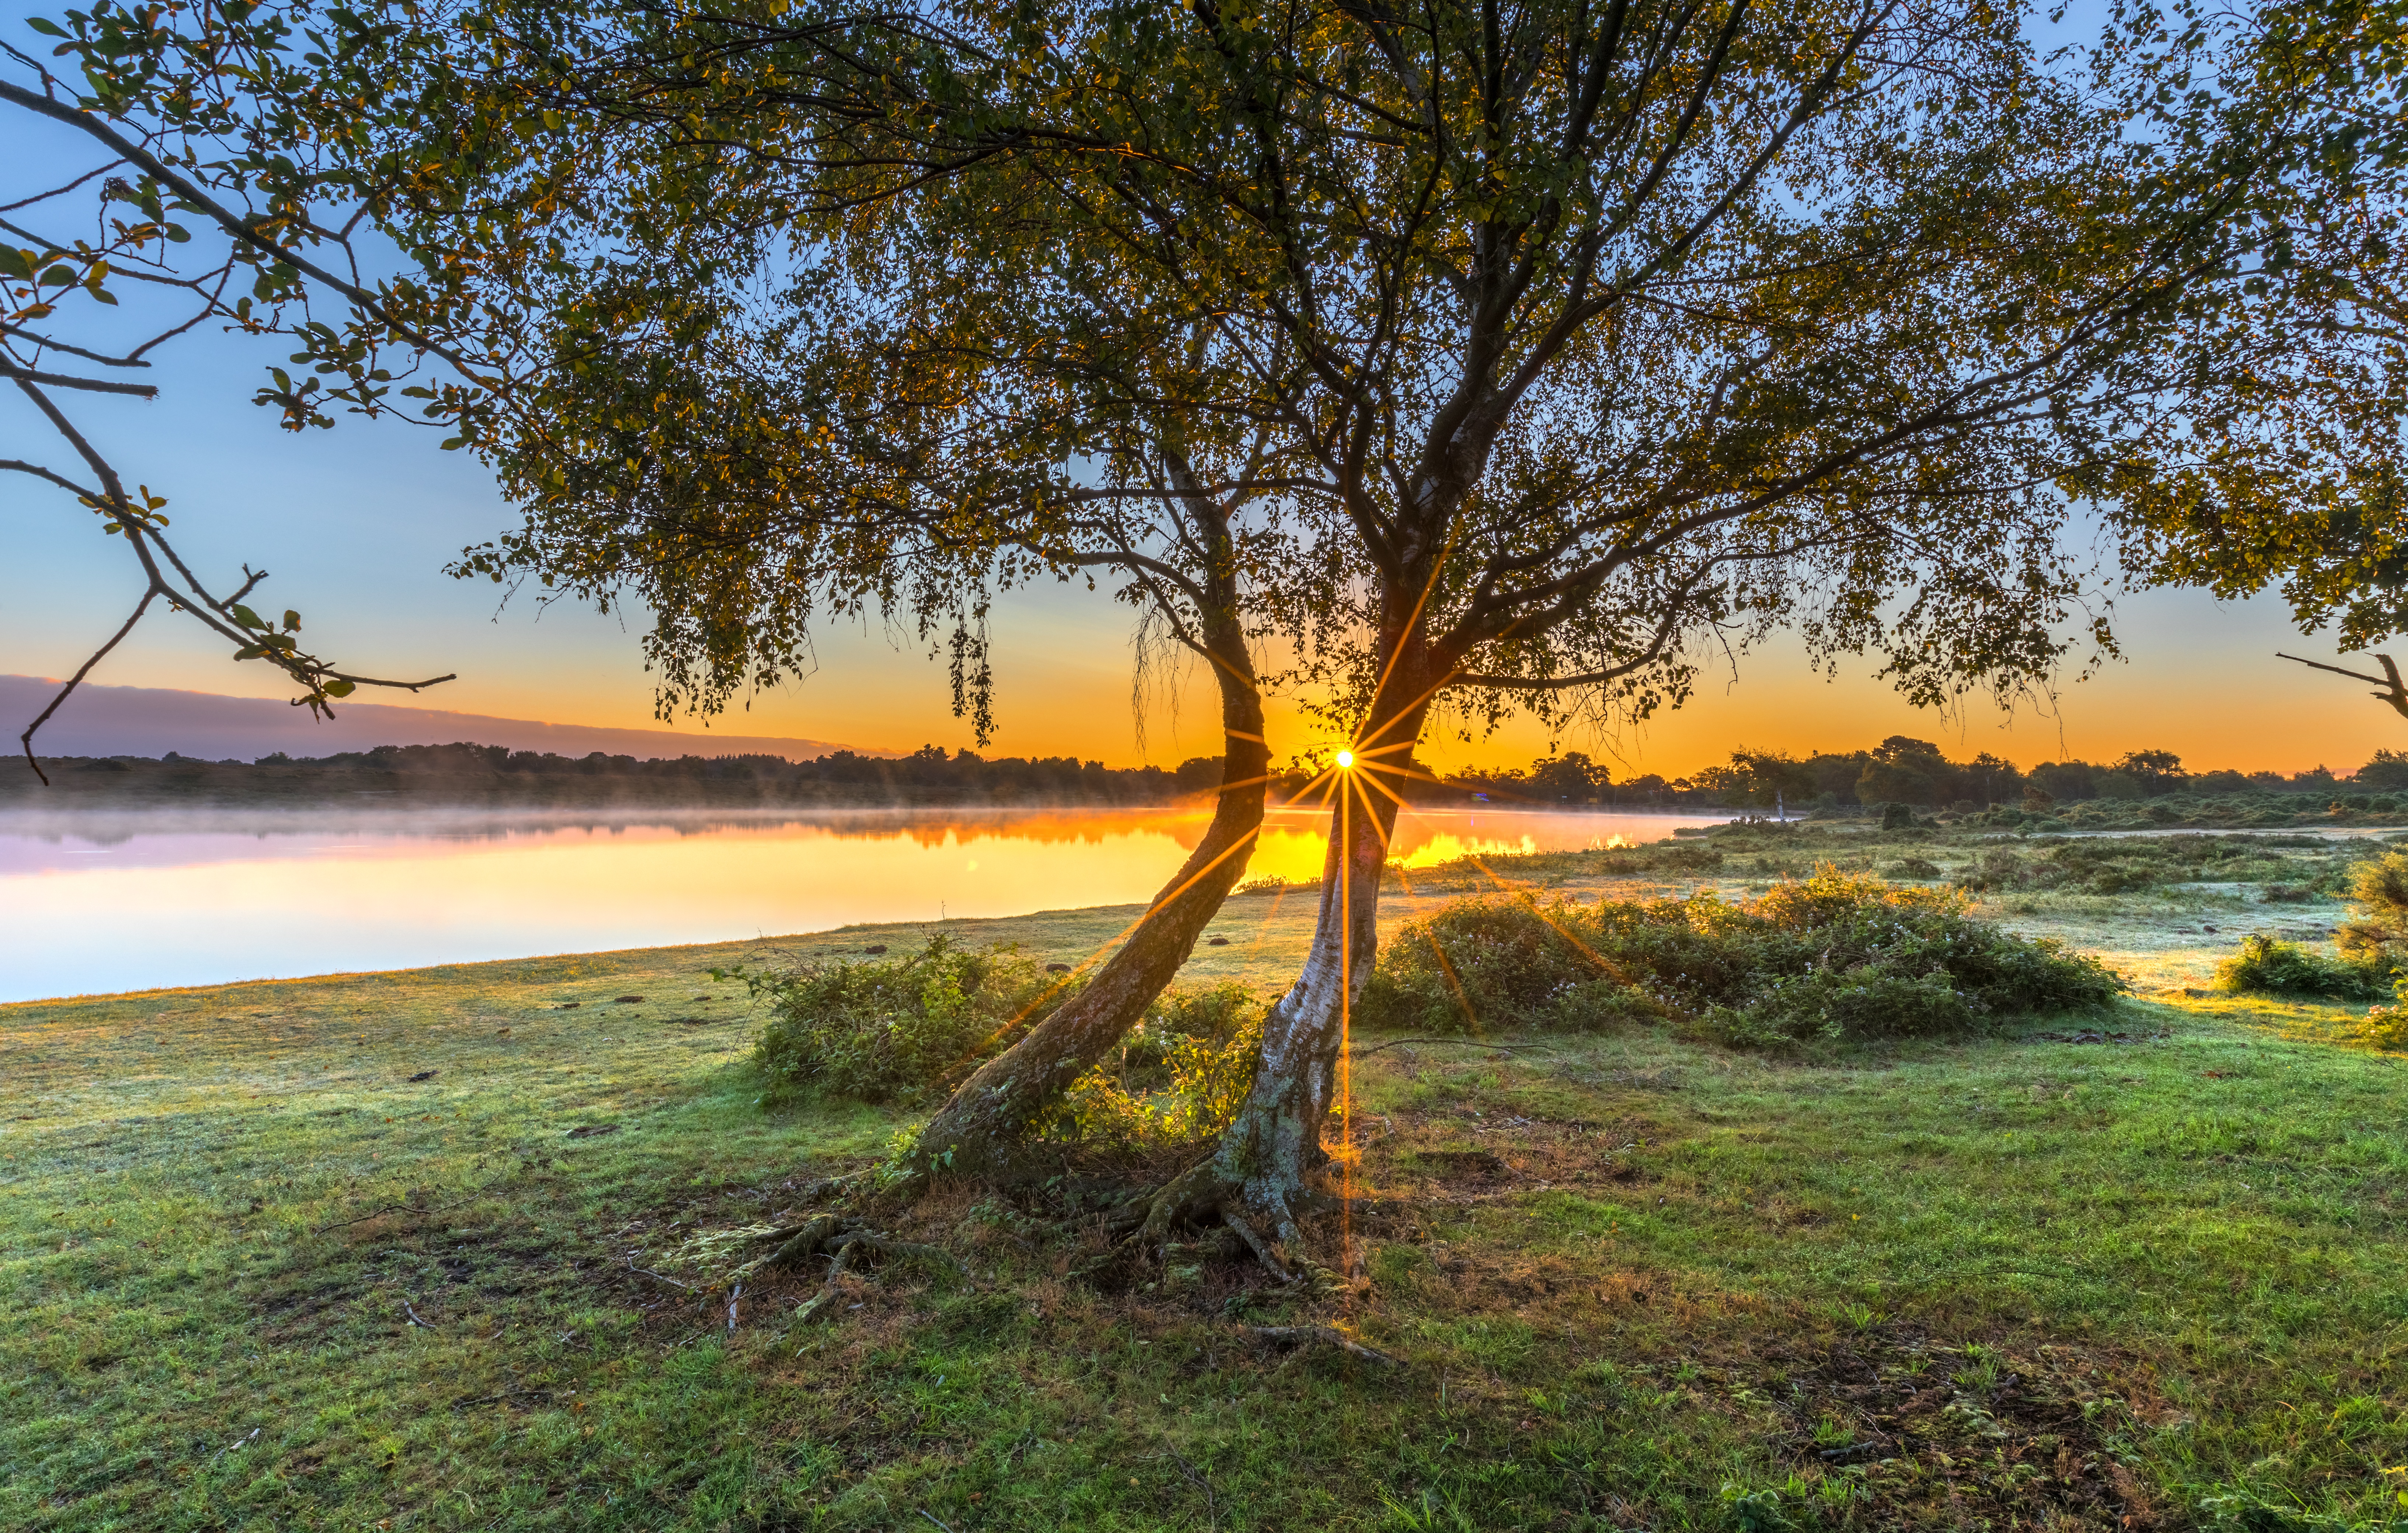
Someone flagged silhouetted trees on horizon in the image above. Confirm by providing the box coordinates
[53,737,2408,812]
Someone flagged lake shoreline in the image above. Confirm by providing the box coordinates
[5,815,2371,1009]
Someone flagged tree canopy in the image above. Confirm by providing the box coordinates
[2,11,477,773]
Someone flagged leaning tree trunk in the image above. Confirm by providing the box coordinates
[896,609,1269,1185]
[1148,638,1440,1249]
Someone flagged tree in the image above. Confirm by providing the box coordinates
[2113,749,2188,795]
[3,17,468,775]
[1856,738,1949,808]
[238,0,2405,1250]
[29,0,1306,1182]
[1525,752,1608,801]
[1728,750,1815,818]
[2115,0,2408,634]
[2360,749,2408,791]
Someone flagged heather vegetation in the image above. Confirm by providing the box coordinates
[1360,871,2121,1047]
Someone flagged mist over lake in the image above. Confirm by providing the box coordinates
[0,804,1723,1002]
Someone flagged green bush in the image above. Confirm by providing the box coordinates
[2338,847,2408,965]
[2214,935,2390,1001]
[1360,866,2121,1046]
[2084,865,2155,895]
[1958,848,2033,891]
[750,935,1075,1105]
[1043,982,1265,1145]
[749,941,1266,1146]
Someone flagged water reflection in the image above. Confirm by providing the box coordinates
[0,804,1722,1002]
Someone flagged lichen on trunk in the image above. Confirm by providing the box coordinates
[1147,639,1439,1250]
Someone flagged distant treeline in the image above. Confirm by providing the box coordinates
[1421,737,2408,812]
[20,735,2405,814]
[14,741,1221,808]
[256,740,1212,799]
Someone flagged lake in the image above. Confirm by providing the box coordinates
[0,803,1724,1002]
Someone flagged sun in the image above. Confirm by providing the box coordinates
[1335,750,1354,769]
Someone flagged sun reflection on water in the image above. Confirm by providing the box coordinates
[0,804,1718,1001]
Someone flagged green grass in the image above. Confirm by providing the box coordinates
[8,841,2408,1530]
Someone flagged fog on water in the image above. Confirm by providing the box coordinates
[0,804,1727,1002]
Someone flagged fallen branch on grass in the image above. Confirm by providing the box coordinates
[1349,1037,1553,1059]
[1247,1324,1403,1367]
[624,1260,694,1292]
[315,1195,466,1232]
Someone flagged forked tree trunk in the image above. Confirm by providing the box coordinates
[897,607,1269,1184]
[1150,640,1439,1246]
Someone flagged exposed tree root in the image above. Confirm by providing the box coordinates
[1096,1146,1367,1292]
[1222,1213,1297,1284]
[723,1213,974,1324]
[1248,1324,1403,1367]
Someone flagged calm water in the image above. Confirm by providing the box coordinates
[0,804,1723,1002]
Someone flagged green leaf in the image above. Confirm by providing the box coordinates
[283,610,302,632]
[322,679,356,698]
[0,247,31,281]
[230,604,266,630]
[25,16,66,35]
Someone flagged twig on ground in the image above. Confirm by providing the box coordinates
[1166,1446,1220,1532]
[917,1511,958,1533]
[1248,1324,1403,1367]
[626,1260,693,1291]
[207,1427,261,1465]
[1350,1036,1552,1058]
[450,1389,554,1411]
[316,1195,463,1232]
[403,1299,438,1329]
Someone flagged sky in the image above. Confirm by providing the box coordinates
[7,13,2403,783]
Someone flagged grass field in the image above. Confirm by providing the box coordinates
[6,825,2408,1531]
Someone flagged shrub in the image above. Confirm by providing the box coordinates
[1886,856,1943,879]
[1042,982,1265,1145]
[2083,865,2154,895]
[2348,1002,2408,1051]
[750,941,1266,1148]
[2338,847,2408,965]
[1360,866,2120,1046]
[750,935,1075,1104]
[1958,848,2033,891]
[2214,935,2390,1001]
